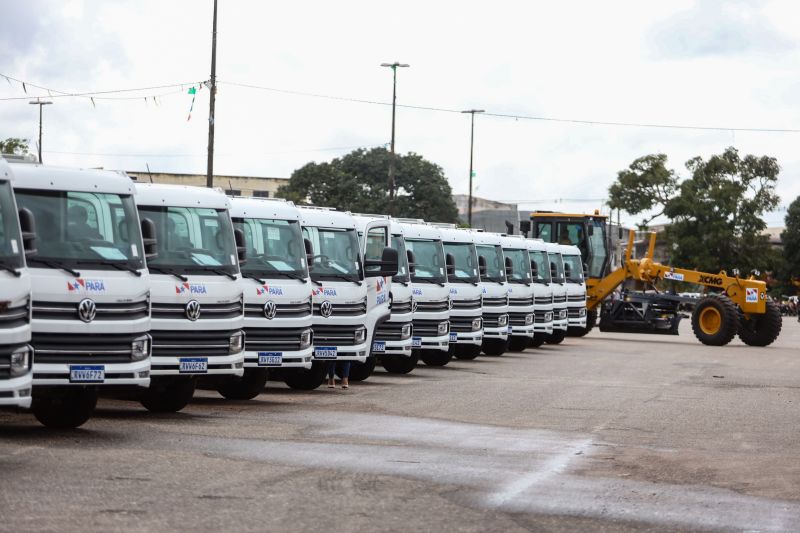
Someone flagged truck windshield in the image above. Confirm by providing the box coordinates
[562,254,584,283]
[503,248,532,283]
[234,217,307,278]
[138,205,238,275]
[476,244,505,283]
[405,238,446,284]
[529,250,551,284]
[549,252,565,283]
[303,226,361,282]
[15,188,144,270]
[444,242,479,283]
[391,234,410,283]
[0,180,24,269]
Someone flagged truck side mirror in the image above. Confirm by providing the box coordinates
[530,260,538,279]
[140,217,158,262]
[478,255,487,277]
[233,228,247,265]
[564,263,572,278]
[406,249,416,276]
[17,207,37,258]
[445,253,456,277]
[504,256,513,277]
[550,262,558,279]
[304,238,314,271]
[583,262,589,277]
[365,246,399,277]
[519,220,531,237]
[587,224,594,237]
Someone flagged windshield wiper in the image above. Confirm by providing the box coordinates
[269,271,307,281]
[320,274,362,286]
[203,267,237,280]
[0,260,21,277]
[77,260,142,277]
[148,266,188,282]
[28,258,80,277]
[241,272,266,285]
[414,278,445,287]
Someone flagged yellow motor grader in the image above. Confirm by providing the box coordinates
[528,212,782,346]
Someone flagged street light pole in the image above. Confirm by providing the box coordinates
[461,109,484,227]
[206,0,218,188]
[380,62,409,216]
[29,98,53,164]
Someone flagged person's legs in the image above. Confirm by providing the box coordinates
[326,361,336,387]
[341,361,351,388]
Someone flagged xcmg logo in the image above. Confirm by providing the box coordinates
[698,275,723,286]
[67,278,106,292]
[175,282,208,295]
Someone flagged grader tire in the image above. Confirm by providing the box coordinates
[691,295,739,346]
[738,300,782,347]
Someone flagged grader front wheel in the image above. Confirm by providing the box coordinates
[738,300,782,347]
[691,295,739,346]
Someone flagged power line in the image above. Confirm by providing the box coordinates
[0,73,204,101]
[43,143,387,158]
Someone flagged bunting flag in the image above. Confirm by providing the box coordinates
[187,86,197,121]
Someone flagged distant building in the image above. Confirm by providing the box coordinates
[454,194,519,233]
[126,171,287,198]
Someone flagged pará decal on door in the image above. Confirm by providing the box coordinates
[256,284,283,296]
[67,278,106,293]
[175,282,208,295]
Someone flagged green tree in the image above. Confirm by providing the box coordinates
[278,147,459,222]
[781,196,800,289]
[0,138,30,155]
[608,147,780,273]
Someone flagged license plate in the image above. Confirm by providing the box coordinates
[179,357,208,374]
[372,341,386,353]
[314,346,337,359]
[411,336,422,348]
[449,332,458,342]
[69,365,105,383]
[507,325,513,333]
[258,352,283,366]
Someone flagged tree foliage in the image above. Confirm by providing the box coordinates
[0,138,30,155]
[781,196,800,288]
[608,147,780,273]
[277,147,459,222]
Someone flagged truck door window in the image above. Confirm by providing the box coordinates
[0,180,23,268]
[364,226,388,274]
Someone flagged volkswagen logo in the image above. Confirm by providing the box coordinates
[319,300,333,318]
[77,298,97,323]
[185,300,201,321]
[263,300,277,320]
[411,299,418,313]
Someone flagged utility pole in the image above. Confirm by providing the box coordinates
[206,0,218,188]
[461,109,484,226]
[380,62,409,215]
[28,98,52,163]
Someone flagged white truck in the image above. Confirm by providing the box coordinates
[353,215,414,377]
[545,241,569,344]
[0,158,33,410]
[433,224,484,360]
[471,230,510,356]
[222,196,314,398]
[398,220,451,367]
[296,207,397,389]
[10,161,151,428]
[500,235,536,352]
[526,238,554,348]
[135,183,245,411]
[560,243,588,335]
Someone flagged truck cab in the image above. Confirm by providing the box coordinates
[296,207,397,389]
[10,161,151,428]
[223,197,313,399]
[0,158,33,410]
[398,220,451,367]
[470,230,509,356]
[353,215,414,376]
[432,224,484,361]
[135,183,245,412]
[526,238,554,348]
[560,243,588,334]
[545,241,569,344]
[500,235,535,352]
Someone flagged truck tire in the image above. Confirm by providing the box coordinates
[529,335,545,348]
[546,330,566,344]
[382,353,419,374]
[217,368,268,400]
[140,378,196,413]
[32,387,97,429]
[452,344,482,360]
[691,294,739,346]
[420,349,452,367]
[507,336,529,352]
[567,309,596,337]
[284,363,327,390]
[347,357,376,382]
[482,338,508,356]
[737,300,782,347]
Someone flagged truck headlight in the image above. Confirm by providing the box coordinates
[299,328,313,349]
[559,310,567,319]
[354,327,367,344]
[471,317,483,331]
[524,314,534,325]
[498,314,508,326]
[437,321,449,335]
[9,346,31,377]
[400,323,412,339]
[229,331,245,354]
[579,308,586,317]
[545,312,553,322]
[131,335,151,362]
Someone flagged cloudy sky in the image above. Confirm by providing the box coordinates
[1,0,799,226]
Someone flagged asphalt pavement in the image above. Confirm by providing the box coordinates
[2,319,799,532]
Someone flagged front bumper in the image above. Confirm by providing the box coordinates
[450,329,483,345]
[312,342,369,363]
[33,359,151,387]
[553,305,569,331]
[244,346,314,370]
[481,311,509,340]
[534,307,554,334]
[0,373,33,409]
[150,352,244,377]
[567,305,587,327]
[412,333,450,352]
[373,318,413,357]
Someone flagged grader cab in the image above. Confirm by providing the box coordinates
[530,212,782,347]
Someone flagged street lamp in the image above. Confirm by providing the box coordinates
[29,98,53,164]
[461,109,485,227]
[381,62,410,216]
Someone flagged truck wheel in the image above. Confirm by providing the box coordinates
[382,353,419,374]
[420,349,452,367]
[691,294,739,346]
[452,344,482,360]
[567,309,596,337]
[32,387,97,429]
[546,330,566,344]
[529,335,545,348]
[284,363,327,390]
[217,368,268,400]
[737,300,782,347]
[347,357,377,382]
[507,336,529,352]
[482,338,508,356]
[140,378,196,413]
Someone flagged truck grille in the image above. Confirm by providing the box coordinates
[450,316,478,333]
[411,319,448,337]
[508,312,532,326]
[482,296,507,307]
[509,296,534,306]
[151,329,237,357]
[451,298,481,310]
[151,300,242,320]
[534,296,553,305]
[482,313,507,328]
[391,299,413,314]
[534,310,551,323]
[0,299,29,329]
[32,298,148,322]
[568,308,584,318]
[245,301,311,319]
[313,325,364,346]
[568,294,586,302]
[375,320,410,340]
[244,326,308,351]
[32,332,140,364]
[415,299,449,313]
[553,295,567,304]
[313,301,366,317]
